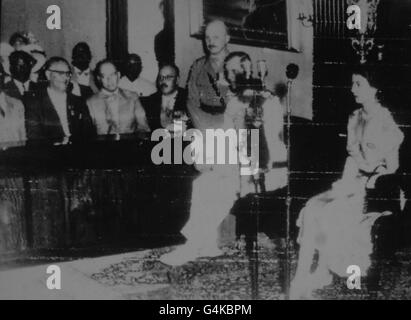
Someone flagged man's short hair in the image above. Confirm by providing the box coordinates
[44,56,71,71]
[72,42,92,60]
[159,63,180,78]
[95,59,118,78]
[9,50,36,68]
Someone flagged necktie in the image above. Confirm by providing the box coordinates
[23,83,30,98]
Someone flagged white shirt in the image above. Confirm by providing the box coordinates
[161,90,178,110]
[118,76,156,97]
[14,79,30,96]
[47,88,71,137]
[71,67,91,97]
[160,90,179,128]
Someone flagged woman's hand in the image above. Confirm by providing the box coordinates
[366,175,378,189]
[365,165,386,189]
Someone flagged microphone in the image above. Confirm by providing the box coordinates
[286,63,299,80]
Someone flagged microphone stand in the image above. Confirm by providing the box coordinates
[284,78,293,300]
[244,71,266,300]
[250,70,270,299]
[249,89,260,301]
[284,63,298,299]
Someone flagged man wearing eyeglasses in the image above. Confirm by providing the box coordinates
[142,64,188,132]
[25,56,95,144]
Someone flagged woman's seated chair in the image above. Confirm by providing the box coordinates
[366,173,404,258]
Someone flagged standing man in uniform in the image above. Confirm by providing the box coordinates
[186,19,235,247]
[187,20,231,130]
[159,50,287,266]
[160,22,236,265]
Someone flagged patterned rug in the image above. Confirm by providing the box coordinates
[91,242,411,300]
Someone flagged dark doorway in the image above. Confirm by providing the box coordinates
[154,0,175,66]
[106,0,128,65]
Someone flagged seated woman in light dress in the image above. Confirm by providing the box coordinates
[290,66,404,299]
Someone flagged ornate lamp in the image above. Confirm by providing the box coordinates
[347,0,381,64]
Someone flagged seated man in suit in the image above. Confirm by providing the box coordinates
[70,42,98,101]
[87,59,150,136]
[25,57,95,144]
[142,64,188,132]
[4,51,39,102]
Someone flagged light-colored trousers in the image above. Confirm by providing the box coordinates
[181,166,239,250]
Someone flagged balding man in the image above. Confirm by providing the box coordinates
[186,20,231,131]
[87,59,150,136]
[185,20,236,248]
[159,22,236,266]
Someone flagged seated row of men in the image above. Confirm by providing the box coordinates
[0,55,187,145]
[0,36,158,100]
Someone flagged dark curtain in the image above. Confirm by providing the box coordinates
[106,0,128,66]
[154,0,175,66]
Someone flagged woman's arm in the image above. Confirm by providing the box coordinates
[347,111,362,160]
[366,114,404,188]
